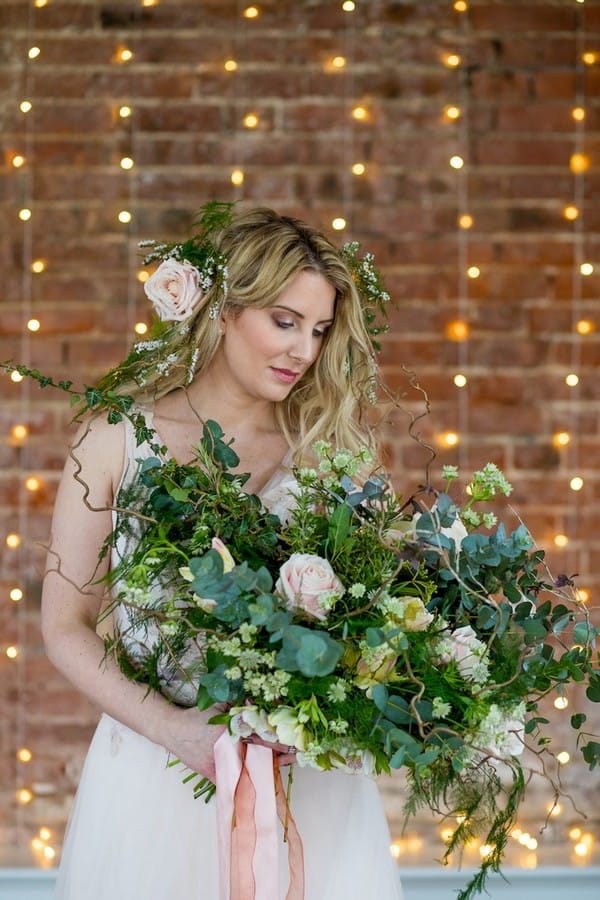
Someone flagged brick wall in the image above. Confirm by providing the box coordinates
[1,0,599,870]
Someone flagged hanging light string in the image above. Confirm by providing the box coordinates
[339,2,355,234]
[563,1,588,584]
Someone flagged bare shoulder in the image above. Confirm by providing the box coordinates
[62,413,127,505]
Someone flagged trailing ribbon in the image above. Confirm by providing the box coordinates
[214,732,305,900]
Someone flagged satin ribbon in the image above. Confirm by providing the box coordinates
[214,732,305,900]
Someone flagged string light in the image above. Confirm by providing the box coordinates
[351,162,365,175]
[12,154,26,168]
[557,751,571,765]
[553,431,570,447]
[24,477,41,492]
[120,156,134,169]
[136,269,149,282]
[141,0,158,5]
[444,105,461,120]
[570,152,589,173]
[331,56,346,69]
[19,208,32,221]
[27,318,40,332]
[224,59,238,72]
[342,1,356,10]
[243,5,259,18]
[576,588,589,603]
[11,424,28,441]
[581,51,597,65]
[553,696,569,709]
[243,113,259,128]
[332,217,346,231]
[572,106,585,121]
[467,265,480,279]
[443,53,461,68]
[458,213,473,228]
[565,373,579,386]
[16,747,32,763]
[576,318,594,334]
[7,646,20,659]
[34,0,48,6]
[580,262,594,275]
[554,533,569,548]
[442,431,459,447]
[563,205,579,220]
[569,827,583,841]
[20,100,33,113]
[570,476,584,491]
[352,106,368,121]
[31,259,45,273]
[134,322,148,335]
[10,588,24,602]
[231,169,244,185]
[117,47,134,63]
[6,533,22,549]
[118,210,132,223]
[454,373,468,387]
[119,105,132,118]
[450,155,464,169]
[574,841,590,857]
[11,370,24,383]
[454,0,468,9]
[27,47,41,59]
[446,320,469,341]
[16,788,33,803]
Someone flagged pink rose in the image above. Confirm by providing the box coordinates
[144,259,204,321]
[276,553,344,620]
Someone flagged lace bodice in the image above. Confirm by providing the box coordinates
[110,408,298,705]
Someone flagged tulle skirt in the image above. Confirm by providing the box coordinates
[55,714,403,900]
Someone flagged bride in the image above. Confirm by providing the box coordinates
[42,206,403,899]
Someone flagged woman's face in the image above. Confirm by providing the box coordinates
[215,269,336,404]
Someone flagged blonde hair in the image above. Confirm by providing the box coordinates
[98,208,381,463]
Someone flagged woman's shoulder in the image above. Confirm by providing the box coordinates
[66,413,128,498]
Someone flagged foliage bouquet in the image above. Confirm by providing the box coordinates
[101,418,600,900]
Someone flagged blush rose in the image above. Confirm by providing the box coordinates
[276,553,344,620]
[144,259,204,321]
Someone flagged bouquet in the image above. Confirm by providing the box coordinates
[100,417,600,900]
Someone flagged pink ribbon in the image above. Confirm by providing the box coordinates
[214,732,305,900]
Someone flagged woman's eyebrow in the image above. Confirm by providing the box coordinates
[272,304,334,324]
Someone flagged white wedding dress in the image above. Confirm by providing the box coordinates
[55,411,403,900]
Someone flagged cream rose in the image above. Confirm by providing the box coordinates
[267,707,308,751]
[144,259,204,321]
[276,553,344,620]
[229,705,278,743]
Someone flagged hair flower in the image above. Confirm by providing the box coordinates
[144,259,205,322]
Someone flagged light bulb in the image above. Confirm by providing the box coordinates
[243,5,259,18]
[17,747,32,763]
[20,100,33,113]
[454,373,467,387]
[342,1,356,9]
[576,319,594,335]
[119,105,132,117]
[243,113,259,128]
[446,320,469,341]
[28,47,41,59]
[16,788,33,804]
[332,56,346,68]
[444,105,461,120]
[444,53,461,67]
[553,696,568,710]
[563,205,579,220]
[582,51,597,65]
[11,370,24,383]
[31,259,46,273]
[572,107,585,121]
[576,589,589,603]
[569,827,583,841]
[11,424,28,441]
[570,476,584,491]
[10,587,24,601]
[450,155,464,169]
[557,751,570,765]
[231,169,244,185]
[332,217,346,231]
[580,262,594,276]
[454,0,468,9]
[12,154,26,168]
[27,318,41,332]
[351,162,365,175]
[25,476,41,492]
[134,322,148,335]
[224,59,238,72]
[553,431,570,447]
[554,533,569,548]
[19,208,32,221]
[352,106,368,120]
[39,827,52,840]
[6,533,22,549]
[118,210,132,223]
[117,48,134,63]
[442,431,459,447]
[467,265,480,278]
[565,373,579,386]
[120,156,134,169]
[458,213,473,228]
[570,153,589,173]
[136,269,149,282]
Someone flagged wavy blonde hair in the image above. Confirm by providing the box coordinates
[98,208,381,464]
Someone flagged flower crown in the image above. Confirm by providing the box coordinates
[138,201,391,349]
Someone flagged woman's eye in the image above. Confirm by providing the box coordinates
[274,319,294,329]
[313,327,329,339]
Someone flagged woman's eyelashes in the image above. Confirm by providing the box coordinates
[272,316,329,338]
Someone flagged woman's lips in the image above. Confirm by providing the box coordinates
[270,367,300,384]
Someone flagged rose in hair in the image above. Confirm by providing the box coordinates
[144,259,204,321]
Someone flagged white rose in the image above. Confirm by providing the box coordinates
[267,707,308,751]
[229,705,278,743]
[144,259,204,321]
[276,553,344,620]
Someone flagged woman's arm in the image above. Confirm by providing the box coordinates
[41,416,224,781]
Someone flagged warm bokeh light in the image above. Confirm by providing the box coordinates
[444,53,461,67]
[243,5,259,17]
[25,476,41,492]
[582,51,597,65]
[576,319,594,334]
[20,100,33,113]
[574,841,589,857]
[467,265,480,279]
[28,46,41,59]
[570,152,589,174]
[352,106,368,120]
[331,56,346,68]
[553,696,569,710]
[224,59,238,72]
[16,788,33,804]
[19,208,32,221]
[563,205,579,220]
[572,106,585,121]
[17,748,32,763]
[118,210,132,223]
[450,155,464,169]
[11,370,24,383]
[6,533,22,549]
[454,1,468,9]
[332,217,346,231]
[556,752,570,765]
[576,589,590,604]
[120,156,134,169]
[27,318,41,332]
[569,827,583,841]
[442,431,459,447]
[446,320,469,341]
[119,105,132,117]
[11,424,28,441]
[231,169,244,185]
[243,113,259,128]
[39,827,52,841]
[134,322,148,335]
[137,269,149,283]
[7,646,19,659]
[31,259,46,273]
[580,262,594,276]
[454,373,468,387]
[458,213,473,228]
[444,105,461,120]
[565,373,579,386]
[10,587,24,602]
[351,162,366,175]
[342,0,356,10]
[554,533,569,548]
[553,431,570,447]
[547,801,562,817]
[117,47,134,63]
[12,154,26,168]
[570,476,584,491]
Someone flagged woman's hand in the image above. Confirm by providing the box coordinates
[242,734,297,767]
[163,705,227,782]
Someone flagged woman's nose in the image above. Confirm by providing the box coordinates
[289,329,316,363]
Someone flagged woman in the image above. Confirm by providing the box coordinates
[42,207,403,899]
